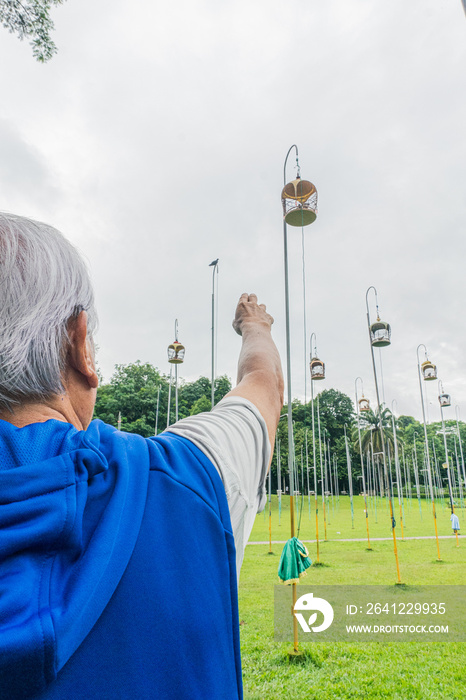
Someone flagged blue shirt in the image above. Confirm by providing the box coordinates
[0,419,242,700]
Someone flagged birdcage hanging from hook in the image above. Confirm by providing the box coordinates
[438,392,451,407]
[421,359,437,381]
[167,320,185,364]
[281,176,318,227]
[359,396,370,412]
[310,356,325,380]
[168,341,185,364]
[369,317,391,347]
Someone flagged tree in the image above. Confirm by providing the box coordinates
[94,361,167,437]
[353,405,397,498]
[315,389,355,443]
[94,362,233,438]
[178,375,232,418]
[213,375,232,403]
[0,0,65,62]
[269,390,357,491]
[190,396,212,416]
[178,376,211,410]
[356,405,395,455]
[397,415,416,430]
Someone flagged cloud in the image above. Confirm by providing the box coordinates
[0,0,464,421]
[0,120,60,213]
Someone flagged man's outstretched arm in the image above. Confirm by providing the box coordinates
[224,293,284,451]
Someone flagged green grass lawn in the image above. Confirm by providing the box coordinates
[238,496,466,699]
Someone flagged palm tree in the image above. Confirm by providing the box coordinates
[353,405,395,498]
[356,405,394,453]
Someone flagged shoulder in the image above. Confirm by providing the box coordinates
[164,396,270,509]
[87,420,231,524]
[165,396,270,455]
[146,430,232,521]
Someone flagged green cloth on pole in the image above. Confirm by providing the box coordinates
[278,537,312,584]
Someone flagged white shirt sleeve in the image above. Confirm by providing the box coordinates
[165,396,271,575]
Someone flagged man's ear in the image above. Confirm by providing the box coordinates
[67,311,99,389]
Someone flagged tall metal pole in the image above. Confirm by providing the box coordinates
[209,259,219,409]
[317,397,327,541]
[432,440,442,504]
[166,366,173,429]
[327,439,334,516]
[454,437,464,508]
[412,432,423,519]
[391,400,404,541]
[366,286,401,582]
[344,425,354,529]
[272,415,286,541]
[455,406,466,491]
[283,144,299,652]
[416,345,441,560]
[174,319,180,423]
[310,332,319,562]
[367,448,373,513]
[300,445,305,498]
[401,444,411,511]
[175,364,179,422]
[268,459,273,554]
[355,377,371,549]
[334,453,339,507]
[277,437,282,525]
[305,429,311,519]
[154,385,161,435]
[370,435,378,522]
[438,380,458,546]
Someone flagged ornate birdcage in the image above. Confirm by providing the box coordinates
[439,393,451,408]
[281,177,317,227]
[310,356,325,380]
[421,360,437,381]
[167,340,185,364]
[359,396,370,412]
[370,318,391,347]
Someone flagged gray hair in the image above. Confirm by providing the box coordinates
[0,212,98,411]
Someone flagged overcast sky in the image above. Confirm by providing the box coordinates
[0,1,465,421]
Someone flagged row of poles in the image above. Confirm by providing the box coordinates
[280,145,463,651]
[272,393,464,525]
[271,400,463,548]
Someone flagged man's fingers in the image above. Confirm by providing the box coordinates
[238,293,263,305]
[233,292,273,334]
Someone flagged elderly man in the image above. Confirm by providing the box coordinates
[0,213,283,699]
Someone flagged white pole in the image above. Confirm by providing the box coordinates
[166,366,172,428]
[210,259,219,409]
[155,385,161,435]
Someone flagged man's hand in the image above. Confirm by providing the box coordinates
[232,293,274,337]
[226,292,283,452]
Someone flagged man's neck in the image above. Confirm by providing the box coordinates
[0,397,85,430]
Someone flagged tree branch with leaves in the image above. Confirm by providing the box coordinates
[0,0,65,61]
